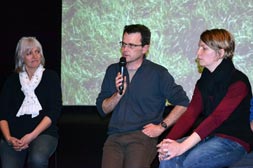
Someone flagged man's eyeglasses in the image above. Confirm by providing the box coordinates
[119,41,143,49]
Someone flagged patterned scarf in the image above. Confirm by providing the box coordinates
[16,64,45,118]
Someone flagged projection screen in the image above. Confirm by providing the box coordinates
[62,0,253,105]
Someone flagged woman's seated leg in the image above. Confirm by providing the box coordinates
[27,134,58,168]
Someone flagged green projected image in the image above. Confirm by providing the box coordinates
[62,0,253,105]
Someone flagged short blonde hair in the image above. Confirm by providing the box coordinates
[15,37,45,72]
[200,29,235,59]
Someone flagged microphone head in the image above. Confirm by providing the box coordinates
[119,57,126,66]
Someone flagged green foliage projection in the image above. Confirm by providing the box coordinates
[62,0,253,105]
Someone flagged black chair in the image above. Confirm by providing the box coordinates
[49,150,58,168]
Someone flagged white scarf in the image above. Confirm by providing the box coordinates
[17,65,45,118]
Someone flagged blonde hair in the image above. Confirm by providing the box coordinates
[15,37,45,72]
[200,29,235,59]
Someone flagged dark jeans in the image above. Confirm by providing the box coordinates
[102,130,158,168]
[230,151,253,168]
[159,136,246,168]
[0,134,58,168]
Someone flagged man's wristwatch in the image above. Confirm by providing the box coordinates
[160,121,168,129]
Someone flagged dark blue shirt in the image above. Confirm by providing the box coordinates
[96,59,189,135]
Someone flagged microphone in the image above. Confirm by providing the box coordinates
[119,57,126,95]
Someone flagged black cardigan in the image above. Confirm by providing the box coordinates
[0,69,62,139]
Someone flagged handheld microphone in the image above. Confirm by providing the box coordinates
[119,57,126,95]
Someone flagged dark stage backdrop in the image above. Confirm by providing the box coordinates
[3,0,61,89]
